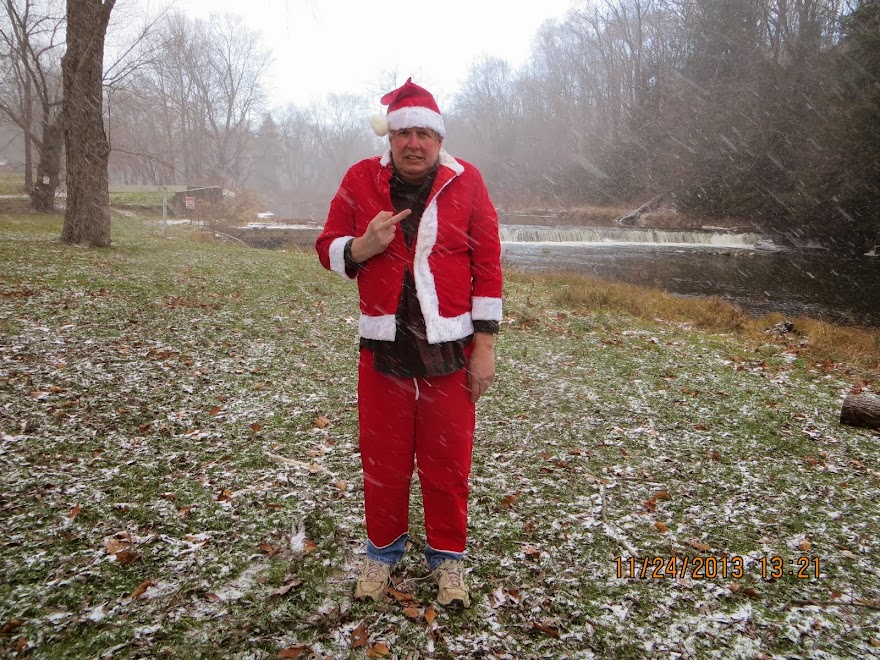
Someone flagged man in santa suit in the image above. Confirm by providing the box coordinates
[315,78,502,608]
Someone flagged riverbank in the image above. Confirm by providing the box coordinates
[2,212,879,658]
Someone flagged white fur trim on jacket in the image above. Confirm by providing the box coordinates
[359,313,397,340]
[329,236,356,280]
[472,296,503,321]
[386,106,446,137]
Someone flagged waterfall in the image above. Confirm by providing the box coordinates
[499,225,766,249]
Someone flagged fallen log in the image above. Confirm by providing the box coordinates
[615,194,665,226]
[839,393,880,429]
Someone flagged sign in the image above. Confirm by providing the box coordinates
[185,196,195,210]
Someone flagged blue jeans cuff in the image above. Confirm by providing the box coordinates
[366,533,408,566]
[425,545,464,571]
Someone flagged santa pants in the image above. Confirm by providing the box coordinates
[357,347,475,567]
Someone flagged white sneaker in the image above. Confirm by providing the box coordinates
[354,558,391,601]
[432,559,470,608]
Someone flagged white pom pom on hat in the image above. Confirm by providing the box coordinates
[370,113,389,137]
[370,77,445,138]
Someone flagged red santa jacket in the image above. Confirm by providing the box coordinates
[316,149,503,344]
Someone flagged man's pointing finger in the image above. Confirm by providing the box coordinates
[389,209,412,224]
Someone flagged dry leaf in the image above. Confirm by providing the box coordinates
[333,481,348,492]
[115,549,140,566]
[501,492,521,508]
[350,622,369,648]
[655,490,670,500]
[68,503,82,520]
[278,647,310,658]
[798,540,812,552]
[218,489,234,502]
[313,416,332,429]
[303,539,318,553]
[688,540,711,552]
[106,535,131,555]
[743,587,759,598]
[531,621,560,638]
[130,578,153,599]
[424,605,436,625]
[160,492,176,501]
[367,643,390,658]
[250,423,264,432]
[15,637,27,653]
[727,583,740,592]
[643,497,657,512]
[655,521,668,533]
[177,506,192,518]
[402,606,420,619]
[260,543,281,557]
[270,579,303,597]
[209,406,222,416]
[523,545,541,559]
[386,587,417,603]
[0,619,23,635]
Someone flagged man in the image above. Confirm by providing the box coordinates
[315,78,502,608]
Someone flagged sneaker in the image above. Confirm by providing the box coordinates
[354,558,391,601]
[432,559,470,608]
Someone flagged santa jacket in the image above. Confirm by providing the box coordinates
[315,149,503,344]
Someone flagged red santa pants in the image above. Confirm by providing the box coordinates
[357,347,475,555]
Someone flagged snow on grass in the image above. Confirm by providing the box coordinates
[1,213,879,657]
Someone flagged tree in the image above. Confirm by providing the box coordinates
[0,0,65,211]
[60,0,115,246]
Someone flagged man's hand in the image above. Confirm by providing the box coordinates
[467,333,496,403]
[350,209,412,263]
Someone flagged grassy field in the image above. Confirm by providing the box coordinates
[1,212,879,659]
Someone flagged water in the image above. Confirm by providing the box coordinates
[501,229,880,328]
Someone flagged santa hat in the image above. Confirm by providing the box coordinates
[370,77,445,138]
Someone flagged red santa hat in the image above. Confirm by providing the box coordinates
[370,77,445,138]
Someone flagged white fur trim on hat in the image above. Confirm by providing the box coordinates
[386,106,446,137]
[370,114,389,137]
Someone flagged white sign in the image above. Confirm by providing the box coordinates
[185,196,195,210]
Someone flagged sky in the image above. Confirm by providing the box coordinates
[166,0,579,110]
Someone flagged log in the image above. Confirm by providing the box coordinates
[839,393,880,429]
[615,194,664,226]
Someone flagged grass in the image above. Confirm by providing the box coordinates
[1,212,879,659]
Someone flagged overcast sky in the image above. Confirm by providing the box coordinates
[165,0,578,109]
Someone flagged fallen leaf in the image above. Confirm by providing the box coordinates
[260,543,281,558]
[177,506,192,518]
[531,621,560,638]
[333,480,348,492]
[727,583,740,592]
[523,545,541,559]
[278,647,310,658]
[15,637,27,653]
[501,492,521,508]
[743,587,759,598]
[218,489,234,502]
[386,587,417,603]
[402,606,420,619]
[367,643,390,658]
[130,578,153,599]
[160,492,176,501]
[270,579,303,597]
[106,535,132,555]
[655,521,668,533]
[115,549,140,566]
[424,605,436,625]
[209,406,222,416]
[643,497,657,512]
[655,490,670,500]
[688,540,711,552]
[350,622,369,648]
[68,503,82,520]
[313,416,332,429]
[798,540,812,552]
[250,423,264,432]
[303,539,318,553]
[0,619,23,635]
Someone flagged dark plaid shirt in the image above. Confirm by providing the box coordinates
[345,166,498,378]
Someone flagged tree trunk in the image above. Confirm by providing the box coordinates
[30,119,63,213]
[60,0,116,247]
[839,394,880,430]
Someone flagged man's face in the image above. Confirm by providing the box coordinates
[389,127,443,183]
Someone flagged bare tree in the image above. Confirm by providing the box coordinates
[60,0,115,247]
[0,0,65,211]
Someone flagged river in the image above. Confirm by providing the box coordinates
[499,225,880,328]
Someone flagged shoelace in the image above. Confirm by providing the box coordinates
[438,562,463,588]
[363,560,387,581]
